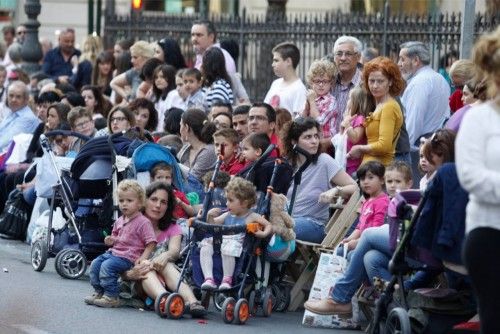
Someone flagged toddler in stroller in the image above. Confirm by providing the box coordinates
[85,180,157,308]
[200,177,271,291]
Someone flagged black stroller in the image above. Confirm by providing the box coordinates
[368,163,475,334]
[30,133,131,279]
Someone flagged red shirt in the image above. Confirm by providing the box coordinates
[173,189,190,219]
[449,89,464,114]
[220,154,246,175]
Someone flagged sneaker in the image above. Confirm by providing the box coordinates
[188,301,207,318]
[218,276,232,291]
[201,278,217,290]
[84,292,103,305]
[93,295,124,308]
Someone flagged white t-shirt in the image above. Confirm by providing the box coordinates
[264,78,307,117]
[155,90,185,132]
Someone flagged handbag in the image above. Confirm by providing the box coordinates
[0,189,32,240]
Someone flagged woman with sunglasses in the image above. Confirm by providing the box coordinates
[281,117,357,243]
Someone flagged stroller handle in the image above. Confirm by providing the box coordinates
[188,219,260,235]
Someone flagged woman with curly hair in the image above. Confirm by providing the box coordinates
[347,57,405,166]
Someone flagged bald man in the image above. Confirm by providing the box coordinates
[0,81,40,150]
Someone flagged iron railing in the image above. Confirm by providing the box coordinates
[104,9,499,101]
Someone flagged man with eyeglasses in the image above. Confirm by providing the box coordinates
[247,102,279,158]
[331,36,363,129]
[67,106,96,152]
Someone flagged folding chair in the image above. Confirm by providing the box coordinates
[287,191,362,311]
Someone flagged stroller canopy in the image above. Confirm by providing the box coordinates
[132,142,185,192]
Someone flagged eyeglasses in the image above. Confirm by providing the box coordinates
[334,51,358,58]
[312,79,332,86]
[75,119,91,129]
[248,115,268,122]
[111,116,127,123]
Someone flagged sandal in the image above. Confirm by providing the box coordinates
[189,301,207,318]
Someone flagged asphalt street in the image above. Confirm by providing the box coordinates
[0,238,357,334]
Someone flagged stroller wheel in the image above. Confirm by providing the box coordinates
[165,293,185,319]
[234,298,249,325]
[261,289,273,317]
[213,291,226,312]
[222,297,236,324]
[248,291,257,315]
[154,292,170,318]
[271,283,290,312]
[31,240,48,272]
[56,249,87,279]
[54,249,69,276]
[385,307,411,334]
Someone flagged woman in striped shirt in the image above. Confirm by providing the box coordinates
[201,47,234,113]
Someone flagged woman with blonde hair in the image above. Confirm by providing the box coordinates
[448,59,475,113]
[110,40,154,102]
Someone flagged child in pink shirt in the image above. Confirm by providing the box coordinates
[85,180,157,308]
[342,161,389,251]
[340,86,375,176]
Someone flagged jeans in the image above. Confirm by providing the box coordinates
[89,251,133,298]
[293,216,325,244]
[331,225,392,303]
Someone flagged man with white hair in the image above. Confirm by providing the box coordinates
[0,81,40,150]
[331,36,363,132]
[398,41,450,180]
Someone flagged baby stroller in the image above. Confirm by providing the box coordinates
[368,164,475,334]
[30,133,132,279]
[130,142,185,191]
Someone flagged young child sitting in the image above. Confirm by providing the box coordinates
[85,180,157,307]
[213,128,245,175]
[302,59,340,140]
[264,42,307,117]
[200,177,271,290]
[342,161,390,251]
[183,68,204,110]
[384,161,413,198]
[240,132,271,167]
[150,162,195,219]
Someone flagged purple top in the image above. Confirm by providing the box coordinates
[110,213,157,263]
[445,104,471,132]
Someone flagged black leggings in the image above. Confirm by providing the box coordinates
[464,227,500,334]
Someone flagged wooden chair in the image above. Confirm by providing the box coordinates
[287,191,362,311]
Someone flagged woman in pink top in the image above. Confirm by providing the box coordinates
[342,161,389,251]
[124,182,206,317]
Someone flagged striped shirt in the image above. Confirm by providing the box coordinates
[203,79,234,113]
[332,68,362,132]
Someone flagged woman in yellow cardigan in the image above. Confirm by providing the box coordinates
[347,57,405,166]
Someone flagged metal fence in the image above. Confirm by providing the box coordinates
[104,9,499,102]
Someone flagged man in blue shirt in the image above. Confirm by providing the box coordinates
[398,41,450,182]
[42,28,81,84]
[0,81,40,151]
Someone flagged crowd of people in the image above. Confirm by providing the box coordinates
[0,18,499,332]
